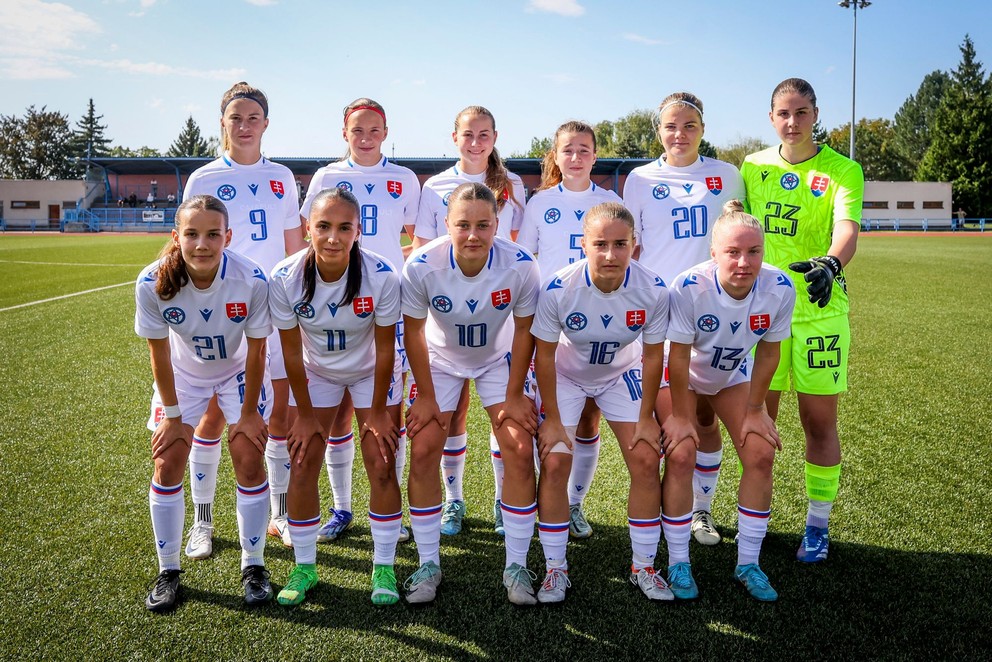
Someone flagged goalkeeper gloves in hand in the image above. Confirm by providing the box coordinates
[788,255,842,308]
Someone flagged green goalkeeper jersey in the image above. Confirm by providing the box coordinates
[741,144,864,322]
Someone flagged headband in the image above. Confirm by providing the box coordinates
[344,104,387,125]
[222,92,268,117]
[659,100,703,119]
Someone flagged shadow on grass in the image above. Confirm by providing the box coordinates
[173,519,991,660]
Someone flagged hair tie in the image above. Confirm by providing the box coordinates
[344,105,387,125]
[222,92,268,117]
[659,100,703,119]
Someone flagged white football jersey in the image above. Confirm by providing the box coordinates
[623,155,744,284]
[517,182,622,278]
[414,165,525,241]
[301,157,421,271]
[135,250,272,388]
[268,247,401,385]
[532,259,669,389]
[401,236,540,378]
[667,260,795,395]
[184,154,302,273]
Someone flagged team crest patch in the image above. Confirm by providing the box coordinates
[810,175,830,197]
[442,192,452,207]
[706,176,723,195]
[697,314,719,332]
[491,289,512,310]
[566,311,587,331]
[163,307,185,324]
[432,295,453,313]
[294,302,315,319]
[336,181,353,192]
[387,180,403,199]
[749,314,771,335]
[626,309,646,331]
[226,302,248,323]
[780,172,800,190]
[353,296,374,318]
[652,183,670,200]
[544,208,562,224]
[216,184,236,201]
[270,180,285,199]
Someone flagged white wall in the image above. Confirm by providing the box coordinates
[862,181,954,220]
[0,180,91,228]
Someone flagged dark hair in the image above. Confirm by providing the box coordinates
[537,120,596,192]
[156,195,229,300]
[302,187,363,306]
[447,181,498,217]
[582,201,634,235]
[454,106,517,212]
[342,97,387,159]
[220,82,269,152]
[771,78,817,109]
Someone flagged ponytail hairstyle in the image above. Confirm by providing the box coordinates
[301,187,364,306]
[711,199,763,247]
[454,106,517,212]
[656,91,705,128]
[342,97,387,159]
[156,195,229,300]
[537,120,597,192]
[770,77,817,109]
[220,81,269,153]
[447,181,498,217]
[582,201,635,237]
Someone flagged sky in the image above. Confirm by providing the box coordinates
[1,0,990,159]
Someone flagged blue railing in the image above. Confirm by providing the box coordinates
[62,207,177,232]
[860,217,986,232]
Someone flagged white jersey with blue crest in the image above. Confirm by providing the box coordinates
[183,154,302,273]
[401,236,540,378]
[531,259,669,389]
[667,260,795,395]
[517,182,622,278]
[134,250,272,388]
[623,155,744,284]
[268,247,401,384]
[414,165,525,241]
[300,157,420,271]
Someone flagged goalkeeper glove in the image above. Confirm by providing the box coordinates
[788,255,842,308]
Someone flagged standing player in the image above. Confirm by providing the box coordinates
[413,106,527,537]
[269,188,404,606]
[664,200,795,601]
[299,98,420,544]
[623,92,745,547]
[517,121,622,540]
[181,82,307,558]
[740,78,863,563]
[136,195,273,612]
[402,183,541,605]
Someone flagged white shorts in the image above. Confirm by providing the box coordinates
[147,369,273,431]
[267,328,287,381]
[410,352,527,412]
[538,368,645,426]
[289,357,404,409]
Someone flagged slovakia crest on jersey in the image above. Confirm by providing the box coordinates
[387,180,403,199]
[626,309,646,332]
[491,289,512,310]
[706,177,723,195]
[353,296,374,318]
[270,180,285,199]
[226,302,248,323]
[810,176,830,198]
[749,314,771,336]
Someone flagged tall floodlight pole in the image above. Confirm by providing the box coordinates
[838,1,871,161]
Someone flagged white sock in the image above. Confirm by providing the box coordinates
[149,481,184,572]
[567,433,600,506]
[410,503,443,566]
[662,510,692,565]
[288,514,320,565]
[490,434,504,504]
[629,517,661,569]
[265,434,290,519]
[189,435,221,524]
[538,520,569,570]
[806,499,833,529]
[325,432,354,513]
[236,481,269,569]
[442,433,467,502]
[737,504,770,567]
[369,510,402,566]
[501,501,537,568]
[692,448,723,513]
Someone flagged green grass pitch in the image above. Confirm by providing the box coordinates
[0,233,989,660]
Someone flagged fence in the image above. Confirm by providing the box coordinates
[59,207,177,233]
[861,217,987,232]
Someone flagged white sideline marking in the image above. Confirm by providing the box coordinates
[0,281,132,313]
[0,259,146,267]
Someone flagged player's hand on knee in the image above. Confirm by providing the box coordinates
[631,416,663,455]
[151,417,192,459]
[661,414,699,455]
[741,408,782,451]
[496,394,538,436]
[288,414,323,465]
[230,410,268,454]
[537,420,571,462]
[789,256,841,308]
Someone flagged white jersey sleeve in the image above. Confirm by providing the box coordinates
[414,166,524,241]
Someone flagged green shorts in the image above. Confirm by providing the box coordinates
[770,314,850,395]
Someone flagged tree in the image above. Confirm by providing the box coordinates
[892,70,950,175]
[717,136,770,168]
[698,138,718,159]
[0,105,75,179]
[108,145,162,157]
[610,109,661,158]
[825,118,913,181]
[70,99,111,159]
[510,136,552,158]
[812,120,828,144]
[917,35,992,217]
[593,120,614,157]
[166,116,210,157]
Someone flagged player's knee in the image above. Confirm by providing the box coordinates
[663,442,695,477]
[742,447,775,480]
[540,453,571,484]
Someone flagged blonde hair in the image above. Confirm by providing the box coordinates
[711,199,763,246]
[582,202,635,235]
[454,106,517,212]
[657,91,704,125]
[220,82,269,152]
[537,120,596,192]
[447,181,498,217]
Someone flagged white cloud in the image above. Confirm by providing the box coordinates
[182,103,202,114]
[543,72,576,85]
[622,33,661,46]
[0,0,101,59]
[74,57,247,80]
[244,0,278,5]
[526,0,585,18]
[140,0,158,7]
[0,57,73,80]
